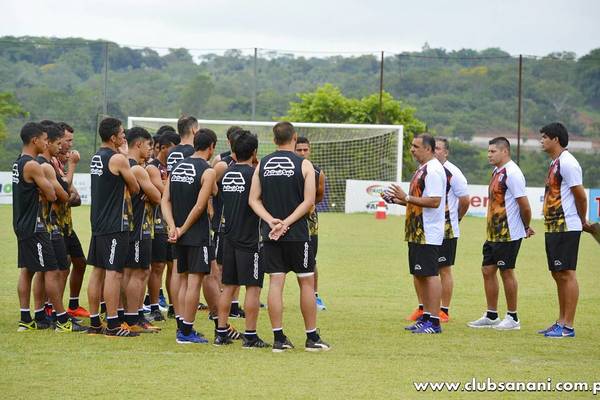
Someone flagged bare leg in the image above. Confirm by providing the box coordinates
[87,267,105,317]
[217,285,237,328]
[165,261,173,304]
[298,274,317,330]
[149,262,165,305]
[551,271,565,323]
[439,266,453,308]
[267,273,286,329]
[44,269,67,314]
[103,270,123,318]
[244,286,261,332]
[18,269,35,310]
[68,256,87,300]
[183,273,204,323]
[482,265,499,311]
[170,260,181,315]
[556,270,578,327]
[499,269,518,312]
[419,275,441,318]
[32,271,45,311]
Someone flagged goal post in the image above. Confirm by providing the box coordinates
[128,117,403,212]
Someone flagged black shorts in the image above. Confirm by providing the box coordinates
[52,237,70,270]
[309,235,318,267]
[87,231,129,272]
[17,233,59,272]
[482,239,522,270]
[408,242,440,277]
[213,231,224,265]
[263,240,313,276]
[126,239,152,269]
[64,230,85,259]
[545,231,581,272]
[176,244,211,274]
[438,238,457,268]
[151,234,174,263]
[222,238,264,287]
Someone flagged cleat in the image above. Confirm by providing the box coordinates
[158,293,168,310]
[467,313,500,329]
[405,317,426,331]
[105,323,140,337]
[242,336,271,349]
[316,296,327,311]
[67,306,90,318]
[412,321,442,334]
[406,307,424,321]
[226,324,242,340]
[229,309,246,319]
[544,324,574,338]
[17,320,37,332]
[439,310,449,323]
[305,337,331,352]
[149,309,165,322]
[198,302,209,311]
[167,307,175,319]
[176,330,208,344]
[34,319,52,330]
[213,335,234,346]
[492,315,521,331]
[87,324,106,335]
[56,318,88,333]
[537,322,559,334]
[272,337,295,353]
[139,316,161,331]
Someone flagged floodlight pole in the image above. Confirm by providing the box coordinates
[516,54,523,165]
[378,51,384,124]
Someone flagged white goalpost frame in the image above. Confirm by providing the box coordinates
[128,117,404,182]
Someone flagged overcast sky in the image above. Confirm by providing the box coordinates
[2,0,599,57]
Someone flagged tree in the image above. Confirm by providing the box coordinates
[0,92,27,142]
[179,74,214,115]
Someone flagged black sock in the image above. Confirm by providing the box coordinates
[138,309,145,321]
[57,312,69,324]
[159,288,164,297]
[100,302,107,314]
[168,305,174,314]
[90,314,101,327]
[430,316,440,327]
[51,310,57,322]
[230,301,239,314]
[176,316,183,330]
[34,308,45,322]
[244,330,257,341]
[20,309,32,323]
[117,308,125,322]
[216,326,228,338]
[144,294,150,306]
[273,328,286,342]
[306,329,320,342]
[68,297,79,309]
[486,310,498,320]
[507,311,518,322]
[125,313,138,325]
[441,306,449,316]
[150,304,159,312]
[107,315,120,329]
[181,321,193,336]
[418,304,424,311]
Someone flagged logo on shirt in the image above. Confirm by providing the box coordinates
[12,163,19,183]
[90,155,103,176]
[167,152,184,172]
[36,242,44,267]
[253,252,259,279]
[171,163,196,184]
[222,171,246,193]
[263,157,295,177]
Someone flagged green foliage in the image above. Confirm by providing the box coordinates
[0,92,26,141]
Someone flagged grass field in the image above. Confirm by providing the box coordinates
[0,205,599,399]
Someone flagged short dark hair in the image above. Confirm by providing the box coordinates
[194,128,217,151]
[177,115,198,137]
[57,122,74,133]
[158,131,181,148]
[232,130,258,162]
[226,126,243,140]
[436,137,449,151]
[296,136,310,146]
[416,133,436,153]
[20,122,45,144]
[152,134,161,145]
[489,136,511,151]
[156,125,175,136]
[39,119,55,126]
[273,121,295,145]
[540,122,569,148]
[46,124,65,142]
[98,117,123,142]
[127,127,152,146]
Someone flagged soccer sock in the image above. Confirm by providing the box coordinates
[34,308,45,322]
[168,305,174,314]
[273,328,286,342]
[430,316,440,327]
[176,316,183,330]
[230,301,239,314]
[181,321,193,336]
[144,294,150,306]
[216,326,229,338]
[100,302,107,314]
[150,304,159,312]
[306,328,320,342]
[315,292,319,298]
[138,308,145,322]
[486,310,498,320]
[159,287,164,297]
[106,315,120,329]
[68,297,79,309]
[124,313,138,326]
[52,310,57,322]
[507,311,518,322]
[441,306,449,316]
[244,330,257,341]
[117,308,125,322]
[421,312,431,322]
[56,312,69,324]
[418,304,424,311]
[90,314,101,327]
[20,309,32,323]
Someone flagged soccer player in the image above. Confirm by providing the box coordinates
[161,130,216,344]
[215,131,269,348]
[387,134,447,334]
[86,117,141,337]
[406,137,469,322]
[13,122,84,332]
[538,122,592,338]
[249,121,330,352]
[147,132,180,321]
[294,136,327,310]
[123,127,162,333]
[468,137,534,331]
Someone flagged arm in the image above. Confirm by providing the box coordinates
[571,185,592,232]
[388,184,441,208]
[515,196,534,237]
[210,153,222,167]
[213,160,228,182]
[69,185,81,207]
[64,150,80,187]
[458,195,470,220]
[281,159,316,228]
[110,154,140,195]
[146,164,165,193]
[316,170,325,204]
[133,165,161,204]
[161,179,177,242]
[25,161,57,202]
[178,168,216,236]
[42,163,69,202]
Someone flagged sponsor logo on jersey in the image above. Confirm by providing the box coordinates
[90,155,104,176]
[171,163,196,184]
[12,163,19,183]
[263,157,295,177]
[167,152,184,172]
[222,171,246,192]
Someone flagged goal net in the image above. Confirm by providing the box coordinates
[128,117,403,212]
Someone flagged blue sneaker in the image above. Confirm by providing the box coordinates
[544,324,574,338]
[176,330,209,344]
[412,321,442,334]
[405,317,425,331]
[316,297,327,311]
[537,322,559,334]
[158,293,168,310]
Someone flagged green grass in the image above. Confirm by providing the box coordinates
[0,205,598,399]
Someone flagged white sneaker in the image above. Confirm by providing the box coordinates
[467,313,501,328]
[493,315,521,330]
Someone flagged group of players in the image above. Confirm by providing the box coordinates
[383,124,592,336]
[13,116,330,352]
